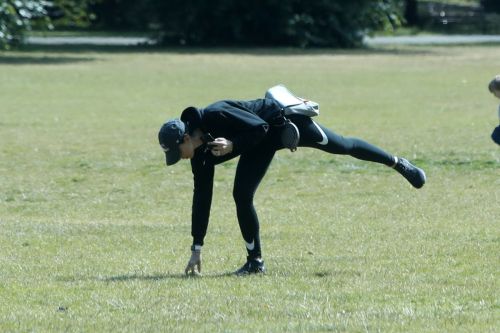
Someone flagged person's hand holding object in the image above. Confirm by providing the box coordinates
[209,137,233,157]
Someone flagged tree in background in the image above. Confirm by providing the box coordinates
[404,0,419,26]
[1,0,404,49]
[150,0,403,47]
[86,0,403,47]
[0,0,93,49]
[87,0,150,30]
[51,0,95,28]
[481,0,500,14]
[0,0,52,49]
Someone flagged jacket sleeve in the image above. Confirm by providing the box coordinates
[190,154,214,246]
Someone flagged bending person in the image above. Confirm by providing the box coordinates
[158,97,426,276]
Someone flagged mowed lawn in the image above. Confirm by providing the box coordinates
[0,44,498,332]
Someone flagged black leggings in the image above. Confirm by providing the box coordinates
[233,115,395,258]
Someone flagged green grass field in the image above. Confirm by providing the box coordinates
[0,43,498,332]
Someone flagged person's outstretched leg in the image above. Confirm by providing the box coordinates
[291,116,426,188]
[232,143,276,274]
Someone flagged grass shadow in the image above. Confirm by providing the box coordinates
[102,273,186,281]
[92,270,362,281]
[11,43,436,57]
[57,269,365,282]
[0,54,96,65]
[57,271,237,283]
[102,271,240,281]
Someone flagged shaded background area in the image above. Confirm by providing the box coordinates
[404,0,500,33]
[2,0,500,50]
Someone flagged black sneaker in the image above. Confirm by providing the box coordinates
[394,157,426,189]
[234,257,266,276]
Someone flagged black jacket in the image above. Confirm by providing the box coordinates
[180,98,283,246]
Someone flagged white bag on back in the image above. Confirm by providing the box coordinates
[265,84,319,117]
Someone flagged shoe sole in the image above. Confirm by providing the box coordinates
[234,268,266,276]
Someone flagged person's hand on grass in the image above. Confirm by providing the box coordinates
[185,247,202,276]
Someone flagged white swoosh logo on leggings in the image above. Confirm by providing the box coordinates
[313,121,328,145]
[245,240,255,251]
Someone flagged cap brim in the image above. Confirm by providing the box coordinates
[165,149,181,166]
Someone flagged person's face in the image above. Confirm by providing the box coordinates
[178,134,195,160]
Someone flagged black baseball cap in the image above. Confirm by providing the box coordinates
[158,119,186,165]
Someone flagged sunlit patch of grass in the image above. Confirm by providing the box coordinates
[0,44,498,332]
